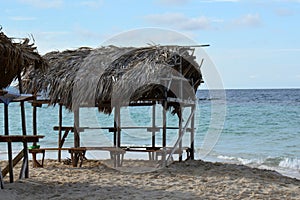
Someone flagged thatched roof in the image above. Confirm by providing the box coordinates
[0,30,47,89]
[24,45,203,115]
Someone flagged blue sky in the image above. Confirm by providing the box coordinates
[1,0,300,89]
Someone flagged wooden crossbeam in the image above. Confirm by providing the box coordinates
[1,150,24,179]
[0,135,44,143]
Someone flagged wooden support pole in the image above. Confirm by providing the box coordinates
[162,101,167,167]
[58,104,63,162]
[117,105,121,148]
[33,104,37,146]
[190,105,195,160]
[4,104,13,183]
[113,120,117,147]
[74,107,80,148]
[2,150,24,178]
[178,107,183,162]
[152,103,156,148]
[0,166,4,189]
[162,79,168,149]
[162,103,167,148]
[18,73,29,179]
[113,105,121,167]
[73,107,80,167]
[151,103,156,160]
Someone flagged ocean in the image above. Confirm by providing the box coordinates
[0,89,299,179]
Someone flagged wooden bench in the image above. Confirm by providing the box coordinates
[0,135,44,183]
[52,126,86,162]
[29,148,84,168]
[29,147,126,168]
[121,146,191,161]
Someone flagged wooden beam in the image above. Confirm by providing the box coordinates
[33,104,37,146]
[190,105,195,160]
[1,150,24,179]
[0,90,8,96]
[4,104,13,182]
[150,104,156,160]
[58,104,63,162]
[60,130,70,149]
[0,135,44,142]
[19,149,28,179]
[73,107,80,166]
[74,108,80,148]
[178,107,183,162]
[162,103,167,148]
[0,166,4,189]
[18,72,29,178]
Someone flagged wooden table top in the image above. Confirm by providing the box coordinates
[0,135,44,142]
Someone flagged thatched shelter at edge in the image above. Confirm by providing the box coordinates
[0,30,46,185]
[23,45,206,168]
[0,29,47,90]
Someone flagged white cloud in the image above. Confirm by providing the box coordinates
[232,14,262,28]
[9,16,36,21]
[145,13,215,30]
[80,0,104,8]
[18,0,63,9]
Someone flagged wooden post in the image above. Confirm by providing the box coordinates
[152,103,156,147]
[161,101,167,166]
[114,105,121,147]
[0,166,4,189]
[178,107,183,162]
[33,103,37,146]
[190,105,195,160]
[162,105,166,147]
[58,104,63,162]
[116,105,121,148]
[4,104,13,183]
[113,105,121,167]
[72,107,80,167]
[162,104,167,148]
[74,107,80,148]
[18,73,29,179]
[151,103,156,160]
[113,121,117,147]
[2,150,24,178]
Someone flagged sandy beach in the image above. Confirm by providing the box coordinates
[1,159,299,200]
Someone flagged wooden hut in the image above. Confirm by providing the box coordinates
[0,30,46,185]
[24,45,206,167]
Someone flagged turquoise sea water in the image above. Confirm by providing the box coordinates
[0,89,299,179]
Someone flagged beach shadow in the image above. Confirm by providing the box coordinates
[164,159,300,185]
[3,179,201,200]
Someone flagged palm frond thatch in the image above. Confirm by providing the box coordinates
[24,45,203,116]
[0,30,47,89]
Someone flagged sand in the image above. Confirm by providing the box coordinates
[1,159,300,200]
